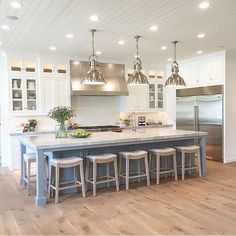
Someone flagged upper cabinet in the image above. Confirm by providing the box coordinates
[7,56,39,114]
[40,59,71,114]
[178,52,225,87]
[125,69,165,113]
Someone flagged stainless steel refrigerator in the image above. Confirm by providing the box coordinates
[176,85,223,161]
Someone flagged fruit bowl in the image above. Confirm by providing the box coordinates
[70,129,91,138]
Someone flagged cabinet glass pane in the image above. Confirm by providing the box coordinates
[12,78,23,111]
[158,101,163,108]
[10,60,22,72]
[26,79,36,90]
[149,101,155,108]
[25,62,36,72]
[26,79,37,110]
[57,64,67,74]
[13,101,23,111]
[27,101,37,110]
[42,63,53,73]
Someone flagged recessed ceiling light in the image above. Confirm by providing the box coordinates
[66,33,74,39]
[197,50,203,54]
[150,25,158,31]
[197,33,205,38]
[10,0,22,8]
[167,58,173,62]
[49,46,56,51]
[161,46,167,50]
[199,1,210,9]
[96,51,102,55]
[89,15,99,22]
[1,25,10,30]
[73,61,80,65]
[118,40,125,45]
[6,15,19,21]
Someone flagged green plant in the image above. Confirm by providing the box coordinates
[28,119,38,128]
[48,106,75,124]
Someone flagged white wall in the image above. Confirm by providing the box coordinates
[71,96,121,126]
[224,51,236,163]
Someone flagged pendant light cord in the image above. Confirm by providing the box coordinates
[172,41,178,62]
[91,29,96,57]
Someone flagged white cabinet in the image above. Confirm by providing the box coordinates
[148,78,165,111]
[8,56,39,114]
[179,53,224,87]
[126,85,148,112]
[40,60,71,114]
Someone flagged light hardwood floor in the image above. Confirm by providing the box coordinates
[1,161,236,235]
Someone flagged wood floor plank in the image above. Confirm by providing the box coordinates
[0,161,236,235]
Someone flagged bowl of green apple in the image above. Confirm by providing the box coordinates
[70,129,91,138]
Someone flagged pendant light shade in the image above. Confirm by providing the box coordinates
[82,29,106,85]
[165,41,186,87]
[127,36,149,85]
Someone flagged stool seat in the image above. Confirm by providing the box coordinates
[50,157,83,166]
[87,153,116,163]
[23,153,36,161]
[176,145,200,152]
[119,150,147,159]
[149,148,175,156]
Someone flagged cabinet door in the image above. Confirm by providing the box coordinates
[11,77,24,111]
[156,83,164,109]
[41,77,55,113]
[148,83,156,110]
[55,78,71,107]
[25,78,37,111]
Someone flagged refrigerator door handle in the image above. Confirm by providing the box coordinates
[194,105,199,131]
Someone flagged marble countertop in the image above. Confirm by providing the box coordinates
[20,127,207,150]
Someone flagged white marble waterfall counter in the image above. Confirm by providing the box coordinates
[19,128,207,207]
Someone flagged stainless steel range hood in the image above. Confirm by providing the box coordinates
[70,60,129,96]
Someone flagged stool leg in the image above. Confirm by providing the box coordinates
[27,161,31,196]
[173,152,178,181]
[148,152,152,171]
[197,149,202,177]
[137,159,141,183]
[93,161,97,197]
[107,163,110,188]
[79,162,86,198]
[74,166,77,193]
[49,164,53,198]
[165,156,168,178]
[114,158,119,191]
[144,155,150,186]
[125,158,129,190]
[119,157,122,176]
[85,159,90,192]
[44,158,48,193]
[156,154,160,184]
[182,151,185,180]
[55,166,60,204]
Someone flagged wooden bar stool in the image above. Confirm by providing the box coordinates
[85,153,119,197]
[119,150,150,190]
[176,145,202,180]
[49,157,86,203]
[148,148,178,184]
[22,153,48,196]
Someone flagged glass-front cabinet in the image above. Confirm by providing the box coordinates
[148,71,165,111]
[11,77,38,112]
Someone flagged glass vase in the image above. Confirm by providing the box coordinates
[55,122,68,138]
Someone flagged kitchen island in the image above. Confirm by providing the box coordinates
[20,128,207,206]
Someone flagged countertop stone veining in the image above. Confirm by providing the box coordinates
[20,128,207,150]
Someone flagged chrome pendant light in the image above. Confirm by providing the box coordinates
[127,36,149,85]
[165,41,186,87]
[82,29,106,85]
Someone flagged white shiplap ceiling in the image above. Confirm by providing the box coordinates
[0,0,236,64]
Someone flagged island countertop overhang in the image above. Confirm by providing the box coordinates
[19,128,207,151]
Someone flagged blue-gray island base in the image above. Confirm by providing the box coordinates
[20,128,207,206]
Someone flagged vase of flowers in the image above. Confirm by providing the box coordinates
[48,106,75,138]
